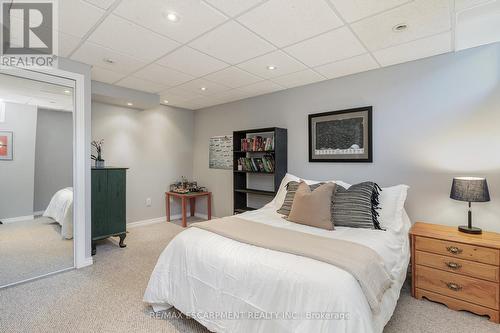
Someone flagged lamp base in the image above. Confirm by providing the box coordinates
[458,225,482,234]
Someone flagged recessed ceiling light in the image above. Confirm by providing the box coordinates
[166,11,179,22]
[200,87,207,91]
[103,58,115,64]
[392,23,408,32]
[127,102,133,106]
[163,100,169,104]
[63,89,71,94]
[267,65,277,70]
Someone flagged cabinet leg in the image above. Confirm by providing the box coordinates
[119,234,127,248]
[92,242,96,256]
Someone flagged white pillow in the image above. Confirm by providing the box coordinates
[378,185,409,233]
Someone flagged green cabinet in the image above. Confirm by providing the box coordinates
[91,167,128,255]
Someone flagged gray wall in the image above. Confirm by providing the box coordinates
[91,102,195,223]
[193,43,500,232]
[33,108,73,212]
[0,102,37,219]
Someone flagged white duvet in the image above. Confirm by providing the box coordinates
[144,206,411,333]
[43,187,73,240]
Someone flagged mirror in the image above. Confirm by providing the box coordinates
[0,73,74,287]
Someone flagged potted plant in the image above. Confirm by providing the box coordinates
[91,139,105,168]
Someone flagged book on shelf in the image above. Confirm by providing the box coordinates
[240,136,274,152]
[237,155,274,173]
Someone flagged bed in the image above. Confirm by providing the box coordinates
[43,187,73,240]
[144,177,410,333]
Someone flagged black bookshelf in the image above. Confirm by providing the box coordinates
[233,127,287,214]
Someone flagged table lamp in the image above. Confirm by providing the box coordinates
[450,177,490,234]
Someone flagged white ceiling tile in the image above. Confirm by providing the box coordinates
[204,0,265,17]
[59,32,81,57]
[455,1,500,51]
[161,86,203,99]
[91,66,126,84]
[328,0,411,23]
[271,69,325,88]
[115,76,165,93]
[174,78,230,95]
[189,21,276,64]
[114,0,228,43]
[373,31,452,66]
[88,15,179,62]
[237,50,307,79]
[83,0,116,10]
[237,80,284,96]
[204,67,262,88]
[455,0,493,12]
[156,46,228,77]
[59,0,105,38]
[284,27,366,67]
[314,53,379,79]
[71,41,147,75]
[351,0,452,52]
[238,0,343,48]
[134,64,194,87]
[159,93,193,105]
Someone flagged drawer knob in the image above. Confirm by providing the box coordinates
[445,262,462,270]
[445,282,463,292]
[446,246,463,255]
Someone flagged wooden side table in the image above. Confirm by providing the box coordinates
[410,222,500,323]
[165,191,212,227]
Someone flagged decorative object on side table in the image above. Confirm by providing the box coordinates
[308,106,372,162]
[410,222,500,323]
[91,139,105,168]
[0,131,13,160]
[450,177,490,234]
[169,177,206,194]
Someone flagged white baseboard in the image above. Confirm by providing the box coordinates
[127,213,216,229]
[0,215,34,223]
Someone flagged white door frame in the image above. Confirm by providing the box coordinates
[0,66,90,270]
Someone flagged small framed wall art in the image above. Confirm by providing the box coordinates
[308,106,372,163]
[0,131,13,160]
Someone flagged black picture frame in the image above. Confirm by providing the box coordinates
[308,106,372,163]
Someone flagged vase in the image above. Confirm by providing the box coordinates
[95,160,105,168]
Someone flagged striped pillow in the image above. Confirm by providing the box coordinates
[277,181,324,216]
[332,182,382,230]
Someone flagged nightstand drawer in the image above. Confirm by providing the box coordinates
[415,251,499,282]
[416,265,499,310]
[415,236,499,265]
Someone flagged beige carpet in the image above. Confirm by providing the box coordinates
[1,218,499,333]
[0,217,73,287]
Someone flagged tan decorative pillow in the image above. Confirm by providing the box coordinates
[287,181,336,230]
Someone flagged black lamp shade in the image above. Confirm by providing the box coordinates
[450,177,490,202]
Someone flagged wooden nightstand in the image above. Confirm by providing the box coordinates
[410,222,500,323]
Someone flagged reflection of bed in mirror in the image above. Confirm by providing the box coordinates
[43,187,73,239]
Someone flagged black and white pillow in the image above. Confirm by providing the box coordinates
[277,181,324,216]
[332,182,382,230]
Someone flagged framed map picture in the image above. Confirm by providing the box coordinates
[0,131,13,160]
[308,106,372,163]
[209,135,233,169]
